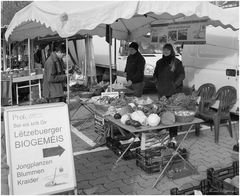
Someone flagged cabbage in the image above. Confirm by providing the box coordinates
[130,110,147,125]
[147,114,161,127]
[120,114,130,124]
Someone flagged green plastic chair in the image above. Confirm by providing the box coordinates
[198,86,237,143]
[197,83,216,113]
[195,83,216,136]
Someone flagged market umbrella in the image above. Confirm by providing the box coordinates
[5,1,238,42]
[4,1,239,97]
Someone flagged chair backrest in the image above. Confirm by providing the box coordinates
[197,83,216,112]
[215,86,237,114]
[197,83,216,100]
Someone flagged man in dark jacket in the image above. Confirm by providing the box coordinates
[124,42,145,97]
[43,44,67,103]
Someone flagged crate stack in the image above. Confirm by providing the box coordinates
[136,146,188,174]
[170,161,239,195]
[106,125,140,160]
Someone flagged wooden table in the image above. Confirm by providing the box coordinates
[12,74,43,104]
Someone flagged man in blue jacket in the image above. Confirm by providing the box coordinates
[124,42,145,97]
[43,44,67,103]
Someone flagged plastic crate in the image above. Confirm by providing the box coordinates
[106,136,140,160]
[170,179,219,195]
[207,161,239,195]
[135,147,188,174]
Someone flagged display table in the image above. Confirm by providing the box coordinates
[93,107,203,187]
[12,74,43,105]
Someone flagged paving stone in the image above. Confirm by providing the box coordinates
[104,179,128,190]
[76,172,96,181]
[94,184,108,194]
[137,178,158,189]
[159,188,172,195]
[122,178,138,185]
[77,180,92,189]
[140,188,162,195]
[119,185,135,194]
[198,165,208,172]
[96,163,113,170]
[92,170,110,179]
[172,176,194,186]
[108,172,129,181]
[88,176,109,186]
[133,184,148,195]
[139,172,159,180]
[124,170,140,177]
[103,188,123,195]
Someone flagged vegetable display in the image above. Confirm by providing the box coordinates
[90,91,197,128]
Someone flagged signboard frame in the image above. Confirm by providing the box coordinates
[150,19,208,45]
[4,102,77,195]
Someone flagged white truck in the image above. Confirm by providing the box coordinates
[182,22,239,113]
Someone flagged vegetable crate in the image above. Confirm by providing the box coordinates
[135,147,188,174]
[207,161,239,195]
[170,161,239,195]
[170,179,217,195]
[106,136,140,160]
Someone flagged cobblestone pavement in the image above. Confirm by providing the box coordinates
[70,110,239,195]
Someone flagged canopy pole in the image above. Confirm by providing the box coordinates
[9,43,11,69]
[28,38,32,105]
[66,38,70,104]
[3,40,7,70]
[114,38,117,70]
[108,42,112,92]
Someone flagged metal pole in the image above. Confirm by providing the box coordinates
[108,43,112,92]
[28,38,32,105]
[3,40,7,70]
[9,43,11,69]
[114,38,117,70]
[66,38,70,104]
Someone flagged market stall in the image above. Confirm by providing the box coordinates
[4,1,238,98]
[3,2,239,194]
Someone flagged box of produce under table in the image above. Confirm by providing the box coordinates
[106,135,140,160]
[136,147,188,174]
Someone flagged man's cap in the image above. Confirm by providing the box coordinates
[129,42,138,51]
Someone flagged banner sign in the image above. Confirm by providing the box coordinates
[151,20,207,45]
[4,103,76,195]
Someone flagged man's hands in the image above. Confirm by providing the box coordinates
[124,80,132,87]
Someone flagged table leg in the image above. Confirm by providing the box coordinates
[38,79,41,98]
[153,124,194,188]
[16,83,19,105]
[112,133,138,170]
[71,102,94,122]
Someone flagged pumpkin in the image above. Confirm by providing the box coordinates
[147,114,161,127]
[161,111,175,125]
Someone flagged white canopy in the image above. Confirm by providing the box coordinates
[5,1,239,42]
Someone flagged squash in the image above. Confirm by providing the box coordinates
[161,111,175,125]
[147,114,161,127]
